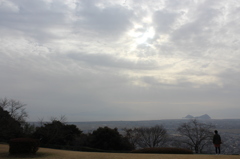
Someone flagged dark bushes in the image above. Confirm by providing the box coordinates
[33,120,82,146]
[131,147,193,154]
[88,127,134,151]
[0,107,23,142]
[9,138,39,154]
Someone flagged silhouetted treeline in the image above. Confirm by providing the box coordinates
[0,98,215,153]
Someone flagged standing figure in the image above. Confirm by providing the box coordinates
[213,130,222,154]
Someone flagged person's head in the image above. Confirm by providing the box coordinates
[214,130,218,134]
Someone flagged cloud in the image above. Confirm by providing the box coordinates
[0,0,240,121]
[153,10,178,33]
[74,0,133,37]
[66,52,158,71]
[0,0,19,13]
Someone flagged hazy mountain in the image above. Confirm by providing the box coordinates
[184,115,194,119]
[183,114,211,119]
[196,114,211,119]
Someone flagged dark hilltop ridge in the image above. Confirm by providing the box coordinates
[183,114,211,120]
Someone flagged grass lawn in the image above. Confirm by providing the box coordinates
[1,144,239,159]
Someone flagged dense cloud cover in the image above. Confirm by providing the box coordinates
[1,0,240,121]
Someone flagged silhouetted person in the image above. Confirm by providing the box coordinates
[213,130,222,154]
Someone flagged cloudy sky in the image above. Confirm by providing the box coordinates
[1,0,240,121]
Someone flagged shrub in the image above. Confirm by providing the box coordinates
[89,126,133,151]
[33,120,82,146]
[131,147,193,154]
[9,138,39,154]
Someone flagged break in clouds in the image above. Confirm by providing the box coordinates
[0,0,240,121]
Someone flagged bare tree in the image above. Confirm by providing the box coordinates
[124,125,168,149]
[123,128,140,149]
[177,119,214,153]
[0,98,28,124]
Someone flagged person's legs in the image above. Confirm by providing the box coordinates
[215,146,221,154]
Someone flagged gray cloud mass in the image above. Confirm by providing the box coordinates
[0,0,240,121]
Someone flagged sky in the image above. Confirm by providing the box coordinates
[0,0,240,122]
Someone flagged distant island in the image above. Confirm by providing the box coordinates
[183,114,211,120]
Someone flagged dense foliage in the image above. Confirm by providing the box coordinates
[88,126,134,151]
[33,120,82,146]
[0,107,23,141]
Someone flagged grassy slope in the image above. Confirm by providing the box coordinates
[0,144,239,159]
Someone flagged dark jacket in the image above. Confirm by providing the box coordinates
[213,134,221,144]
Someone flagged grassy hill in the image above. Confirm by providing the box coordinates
[0,144,239,159]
